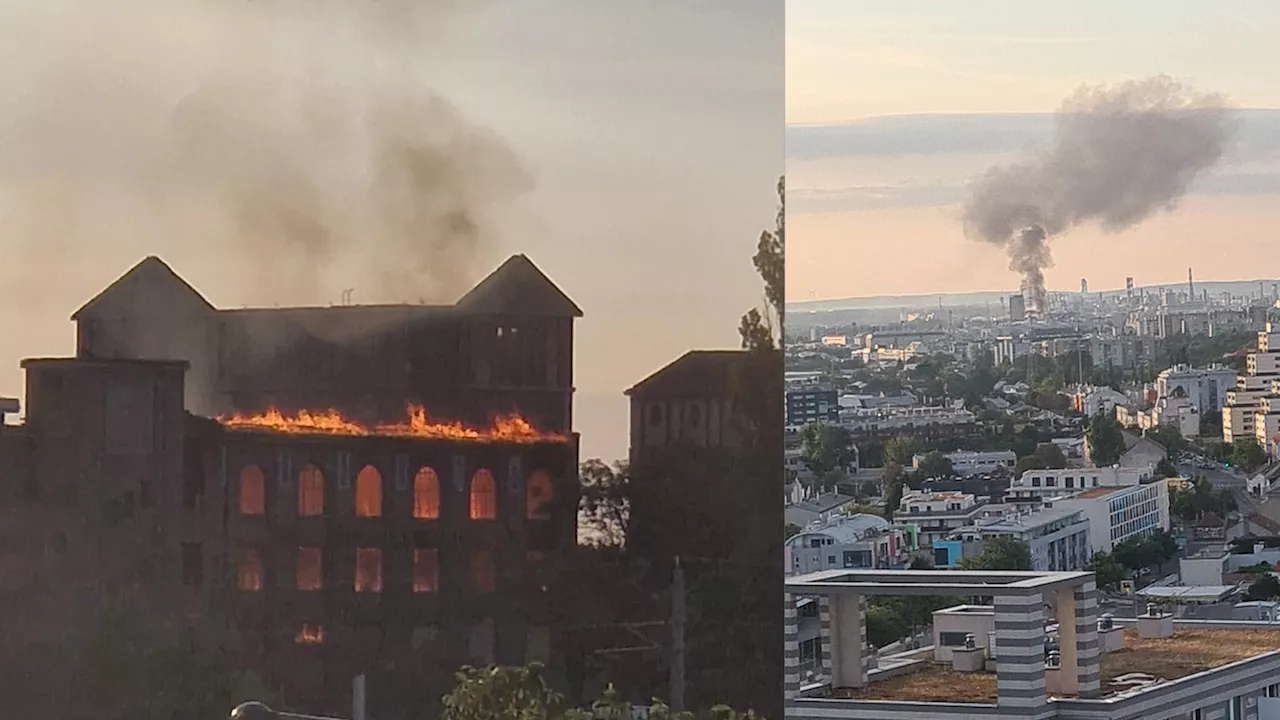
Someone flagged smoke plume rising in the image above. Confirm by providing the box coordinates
[962,75,1232,315]
[0,0,529,305]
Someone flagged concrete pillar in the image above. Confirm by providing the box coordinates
[994,592,1046,713]
[784,593,801,699]
[818,595,833,684]
[829,593,867,688]
[1073,580,1101,698]
[1051,587,1079,696]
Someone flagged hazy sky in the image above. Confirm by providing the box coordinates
[787,1,1280,302]
[0,0,783,463]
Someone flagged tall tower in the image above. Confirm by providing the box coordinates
[1188,267,1194,300]
[1080,278,1088,295]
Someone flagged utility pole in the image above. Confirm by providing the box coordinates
[352,675,366,720]
[669,557,686,713]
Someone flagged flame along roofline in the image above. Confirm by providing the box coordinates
[213,404,572,445]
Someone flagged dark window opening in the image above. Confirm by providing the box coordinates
[181,542,203,587]
[647,403,664,427]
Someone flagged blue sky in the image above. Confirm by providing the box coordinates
[787,1,1280,301]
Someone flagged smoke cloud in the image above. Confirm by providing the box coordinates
[962,75,1232,314]
[0,0,529,305]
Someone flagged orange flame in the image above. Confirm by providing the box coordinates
[219,404,568,444]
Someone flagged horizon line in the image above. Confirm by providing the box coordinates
[785,106,1280,129]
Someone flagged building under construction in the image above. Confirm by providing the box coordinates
[0,254,582,717]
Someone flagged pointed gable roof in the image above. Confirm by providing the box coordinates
[456,254,583,318]
[71,256,214,320]
[625,350,749,399]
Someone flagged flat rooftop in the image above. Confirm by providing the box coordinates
[1073,487,1119,499]
[837,629,1280,703]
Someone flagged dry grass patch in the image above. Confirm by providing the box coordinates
[1102,629,1280,684]
[835,663,997,703]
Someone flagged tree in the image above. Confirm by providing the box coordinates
[1245,574,1280,602]
[1145,425,1186,456]
[1086,551,1125,590]
[579,458,630,547]
[1086,411,1126,466]
[961,536,1032,571]
[915,451,953,479]
[1112,530,1179,573]
[1170,476,1238,525]
[883,435,922,467]
[908,555,935,570]
[1155,457,1179,478]
[1033,442,1068,469]
[442,665,763,720]
[859,480,880,498]
[738,176,783,352]
[864,604,910,648]
[785,522,801,540]
[1232,437,1268,474]
[882,479,905,521]
[797,423,854,477]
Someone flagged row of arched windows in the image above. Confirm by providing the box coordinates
[238,463,554,520]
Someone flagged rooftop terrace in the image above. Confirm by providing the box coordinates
[836,629,1280,703]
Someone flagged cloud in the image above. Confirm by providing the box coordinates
[788,109,1280,213]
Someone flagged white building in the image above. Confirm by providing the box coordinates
[897,489,986,547]
[1155,364,1236,415]
[785,513,907,575]
[911,449,1016,477]
[1055,480,1170,555]
[951,505,1092,572]
[1224,323,1280,443]
[1007,466,1154,504]
[1074,386,1130,417]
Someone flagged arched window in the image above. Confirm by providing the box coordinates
[298,465,325,517]
[469,469,496,520]
[237,547,263,591]
[413,468,440,520]
[239,465,266,516]
[355,465,382,518]
[526,471,553,520]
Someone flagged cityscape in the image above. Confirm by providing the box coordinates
[784,3,1280,718]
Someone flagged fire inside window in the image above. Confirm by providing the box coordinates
[355,465,382,518]
[297,547,323,591]
[469,469,497,520]
[413,467,441,519]
[237,547,263,591]
[298,465,325,517]
[470,549,496,593]
[526,471,553,520]
[413,548,439,593]
[239,465,266,515]
[296,623,324,645]
[354,548,383,593]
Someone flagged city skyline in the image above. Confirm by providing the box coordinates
[787,1,1280,303]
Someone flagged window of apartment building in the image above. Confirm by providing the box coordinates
[354,548,383,593]
[181,542,203,587]
[240,465,266,515]
[297,547,323,591]
[938,632,971,646]
[1064,477,1074,489]
[470,549,496,593]
[413,548,439,593]
[470,470,497,520]
[295,623,324,645]
[237,547,263,591]
[298,465,325,517]
[413,467,441,519]
[355,465,382,518]
[526,471,554,520]
[1031,477,1042,487]
[1045,477,1057,487]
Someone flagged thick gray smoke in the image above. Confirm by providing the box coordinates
[963,75,1232,315]
[0,0,528,305]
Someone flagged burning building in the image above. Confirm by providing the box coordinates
[0,254,582,717]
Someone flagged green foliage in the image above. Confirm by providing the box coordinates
[1144,425,1186,456]
[961,536,1032,571]
[864,604,910,648]
[1112,530,1179,572]
[798,423,854,476]
[1086,551,1125,590]
[1086,411,1126,466]
[865,595,964,647]
[785,522,802,540]
[1231,437,1268,474]
[915,451,953,479]
[739,176,783,351]
[1155,457,1179,478]
[444,666,765,720]
[1170,476,1237,525]
[883,435,922,467]
[1245,574,1280,601]
[882,478,905,521]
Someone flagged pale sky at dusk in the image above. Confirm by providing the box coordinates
[787,0,1280,302]
[0,0,783,463]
